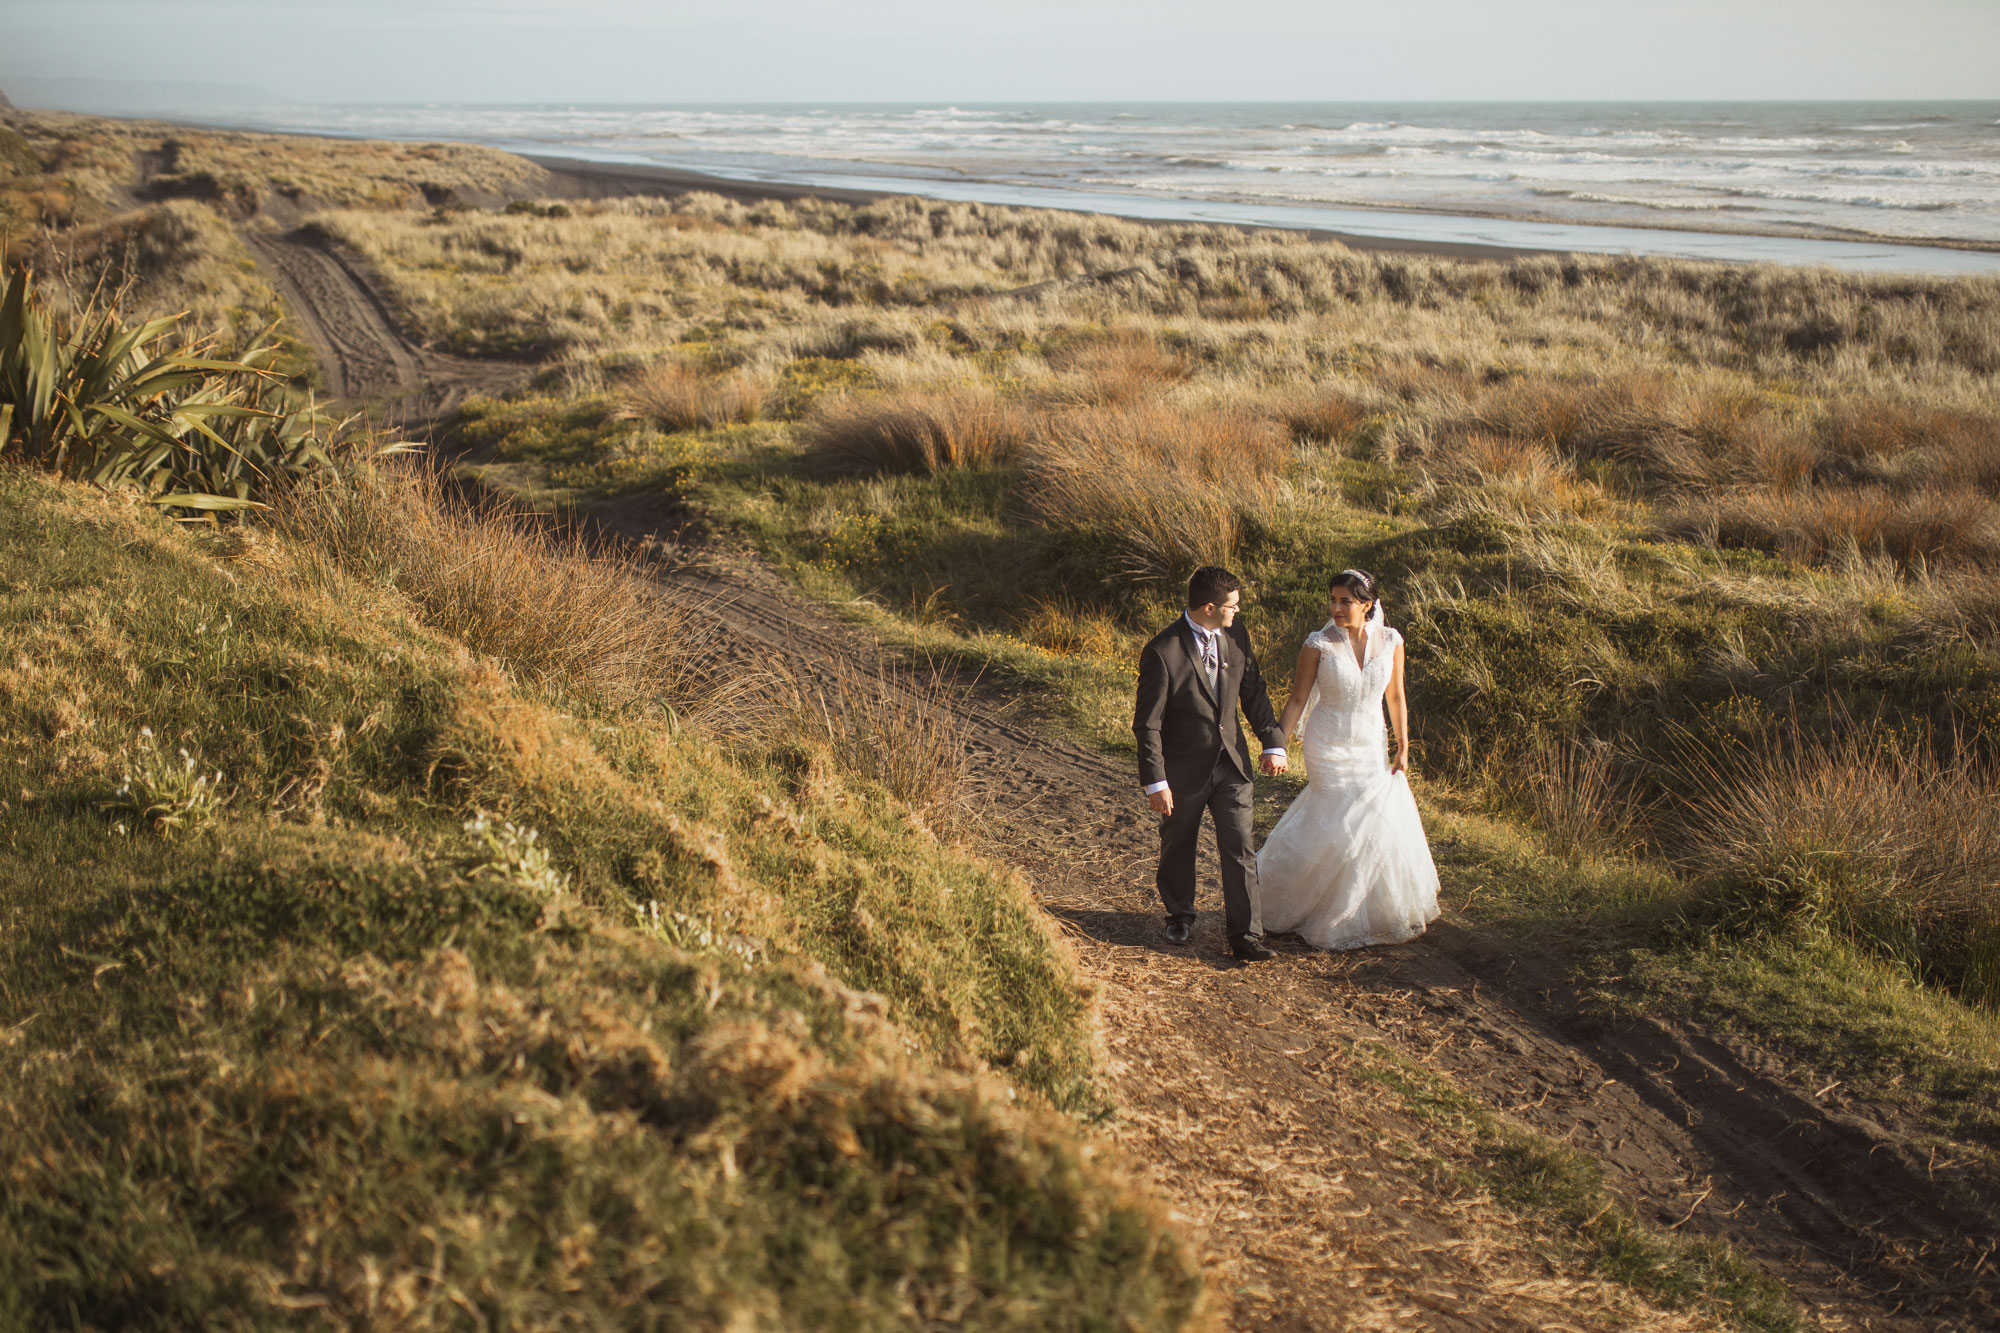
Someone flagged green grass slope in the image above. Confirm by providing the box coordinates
[0,468,1205,1330]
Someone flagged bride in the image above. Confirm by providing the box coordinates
[1258,569,1441,950]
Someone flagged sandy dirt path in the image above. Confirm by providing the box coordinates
[251,238,1998,1333]
[245,228,530,426]
[653,552,1997,1333]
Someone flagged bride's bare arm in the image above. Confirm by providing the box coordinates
[1278,641,1320,740]
[1386,641,1411,774]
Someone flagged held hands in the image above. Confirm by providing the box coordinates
[1150,751,1289,816]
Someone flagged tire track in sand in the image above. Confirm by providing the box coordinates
[246,228,529,425]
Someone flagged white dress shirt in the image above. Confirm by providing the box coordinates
[1143,613,1287,795]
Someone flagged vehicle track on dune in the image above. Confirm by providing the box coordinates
[264,245,1998,1333]
[245,228,530,425]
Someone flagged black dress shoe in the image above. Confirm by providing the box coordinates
[1164,919,1192,945]
[1231,939,1275,962]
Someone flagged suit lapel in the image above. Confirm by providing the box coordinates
[1178,619,1221,711]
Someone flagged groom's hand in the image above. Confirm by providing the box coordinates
[1147,788,1174,817]
[1260,752,1287,775]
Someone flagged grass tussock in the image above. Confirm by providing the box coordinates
[1517,738,1642,863]
[620,357,772,432]
[1021,404,1287,589]
[1049,331,1195,405]
[1814,397,2000,491]
[1685,486,2000,570]
[1277,385,1374,444]
[1679,727,2000,1006]
[792,660,977,837]
[273,460,759,722]
[805,386,1035,475]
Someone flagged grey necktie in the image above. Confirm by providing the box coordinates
[1199,630,1218,693]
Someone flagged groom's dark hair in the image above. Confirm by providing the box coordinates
[1186,565,1241,609]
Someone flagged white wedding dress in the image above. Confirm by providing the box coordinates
[1257,619,1441,949]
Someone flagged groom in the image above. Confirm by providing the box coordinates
[1133,565,1288,961]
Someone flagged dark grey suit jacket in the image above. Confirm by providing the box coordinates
[1133,616,1286,794]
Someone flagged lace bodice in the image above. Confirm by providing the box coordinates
[1302,623,1402,751]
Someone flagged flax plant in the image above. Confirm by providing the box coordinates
[0,267,347,510]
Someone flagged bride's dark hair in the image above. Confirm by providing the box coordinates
[1329,568,1378,603]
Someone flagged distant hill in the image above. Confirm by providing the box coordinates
[0,88,12,109]
[0,76,277,115]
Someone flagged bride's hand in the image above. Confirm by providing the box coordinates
[1390,749,1410,776]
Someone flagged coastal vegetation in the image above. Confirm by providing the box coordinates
[353,188,2000,1110]
[0,456,1208,1324]
[7,107,2000,1325]
[1,110,542,350]
[0,114,1205,1327]
[0,267,353,510]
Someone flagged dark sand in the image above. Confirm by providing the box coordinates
[527,154,1553,263]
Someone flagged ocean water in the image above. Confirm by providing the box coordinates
[204,101,2000,272]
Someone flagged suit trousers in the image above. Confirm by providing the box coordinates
[1156,752,1263,945]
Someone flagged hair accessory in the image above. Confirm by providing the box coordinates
[1328,569,1384,629]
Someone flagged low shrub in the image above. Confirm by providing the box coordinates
[804,387,1034,475]
[0,266,344,511]
[622,357,770,431]
[1021,403,1286,590]
[1677,727,2000,1006]
[273,459,758,721]
[1685,485,2000,570]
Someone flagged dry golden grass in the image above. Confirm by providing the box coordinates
[1276,386,1375,444]
[272,461,760,723]
[1015,596,1128,660]
[1021,404,1287,588]
[11,198,285,346]
[1435,431,1572,486]
[1679,726,2000,1005]
[312,183,2000,381]
[1681,486,2000,570]
[1475,375,1608,453]
[789,660,977,837]
[1428,432,1613,522]
[1049,332,1195,405]
[7,112,547,215]
[804,386,1036,475]
[1813,397,2000,490]
[620,358,771,431]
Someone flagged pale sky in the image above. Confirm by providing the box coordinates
[4,0,1995,104]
